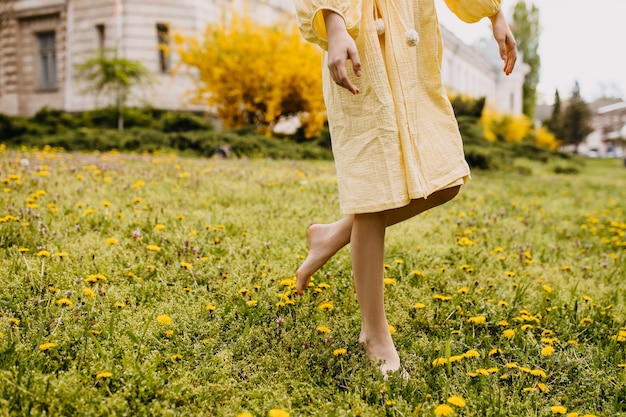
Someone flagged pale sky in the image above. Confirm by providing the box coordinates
[434,0,626,104]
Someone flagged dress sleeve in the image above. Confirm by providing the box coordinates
[293,0,362,50]
[443,0,501,23]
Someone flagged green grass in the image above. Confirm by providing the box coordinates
[0,145,625,416]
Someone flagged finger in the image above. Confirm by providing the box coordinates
[349,47,362,78]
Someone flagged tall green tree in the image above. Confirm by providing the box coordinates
[512,1,541,120]
[544,89,562,138]
[561,82,593,153]
[75,50,153,131]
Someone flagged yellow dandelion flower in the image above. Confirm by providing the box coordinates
[180,262,192,270]
[18,247,29,253]
[114,302,124,308]
[433,294,452,301]
[505,271,516,277]
[171,354,182,361]
[489,348,502,356]
[39,342,56,351]
[432,357,448,366]
[246,300,258,307]
[388,325,396,335]
[550,406,567,414]
[96,371,113,380]
[9,318,19,325]
[156,315,172,326]
[333,348,347,356]
[463,349,480,358]
[498,300,510,307]
[467,316,486,325]
[580,318,593,325]
[541,346,555,356]
[268,409,290,417]
[499,320,509,326]
[505,362,518,369]
[411,270,425,277]
[457,287,469,294]
[561,265,571,271]
[206,304,216,312]
[414,302,426,309]
[394,258,404,264]
[106,237,118,245]
[146,244,161,252]
[383,278,397,285]
[237,412,253,417]
[317,326,331,334]
[37,250,50,258]
[531,369,547,378]
[447,396,466,407]
[523,387,538,393]
[56,298,73,308]
[521,324,534,332]
[434,404,454,416]
[537,383,550,393]
[318,302,333,311]
[543,285,553,293]
[154,224,165,231]
[83,288,95,299]
[503,329,516,339]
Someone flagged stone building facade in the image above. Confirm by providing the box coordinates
[0,0,525,117]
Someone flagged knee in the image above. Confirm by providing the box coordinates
[434,185,461,206]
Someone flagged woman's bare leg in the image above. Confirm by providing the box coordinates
[351,211,400,373]
[296,186,460,294]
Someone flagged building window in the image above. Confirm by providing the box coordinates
[156,23,170,73]
[37,31,57,90]
[96,24,106,53]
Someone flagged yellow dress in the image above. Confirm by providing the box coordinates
[294,0,501,214]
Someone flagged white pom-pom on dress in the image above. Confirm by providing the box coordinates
[405,29,419,47]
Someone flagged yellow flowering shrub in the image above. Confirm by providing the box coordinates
[174,12,326,138]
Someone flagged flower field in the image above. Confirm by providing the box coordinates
[0,145,625,416]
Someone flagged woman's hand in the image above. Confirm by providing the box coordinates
[489,9,517,75]
[323,10,362,94]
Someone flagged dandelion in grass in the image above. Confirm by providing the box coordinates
[447,396,465,407]
[432,357,447,366]
[247,300,258,307]
[521,324,533,332]
[550,406,567,414]
[106,237,118,245]
[537,383,550,393]
[505,271,515,277]
[434,404,454,416]
[467,316,486,325]
[9,318,19,325]
[39,342,56,351]
[83,288,95,300]
[171,354,182,361]
[414,302,426,309]
[531,369,547,378]
[318,302,333,311]
[164,330,174,338]
[96,371,112,380]
[237,413,253,417]
[333,348,347,356]
[543,285,552,293]
[541,346,555,356]
[56,298,73,308]
[463,349,480,358]
[146,244,161,252]
[156,315,172,326]
[580,318,593,325]
[18,247,29,253]
[561,265,571,271]
[499,320,509,326]
[154,224,165,231]
[317,326,330,334]
[503,329,516,339]
[383,278,397,286]
[180,262,192,270]
[411,270,425,277]
[268,409,290,417]
[388,325,396,335]
[37,250,50,258]
[433,294,451,302]
[457,287,469,295]
[489,348,502,356]
[114,302,124,308]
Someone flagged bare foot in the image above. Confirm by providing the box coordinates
[358,331,401,375]
[296,223,346,294]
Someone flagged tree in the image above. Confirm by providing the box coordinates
[560,82,593,153]
[512,1,541,120]
[174,12,326,138]
[75,50,153,131]
[543,89,562,138]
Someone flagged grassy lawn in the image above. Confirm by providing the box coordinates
[0,146,625,416]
